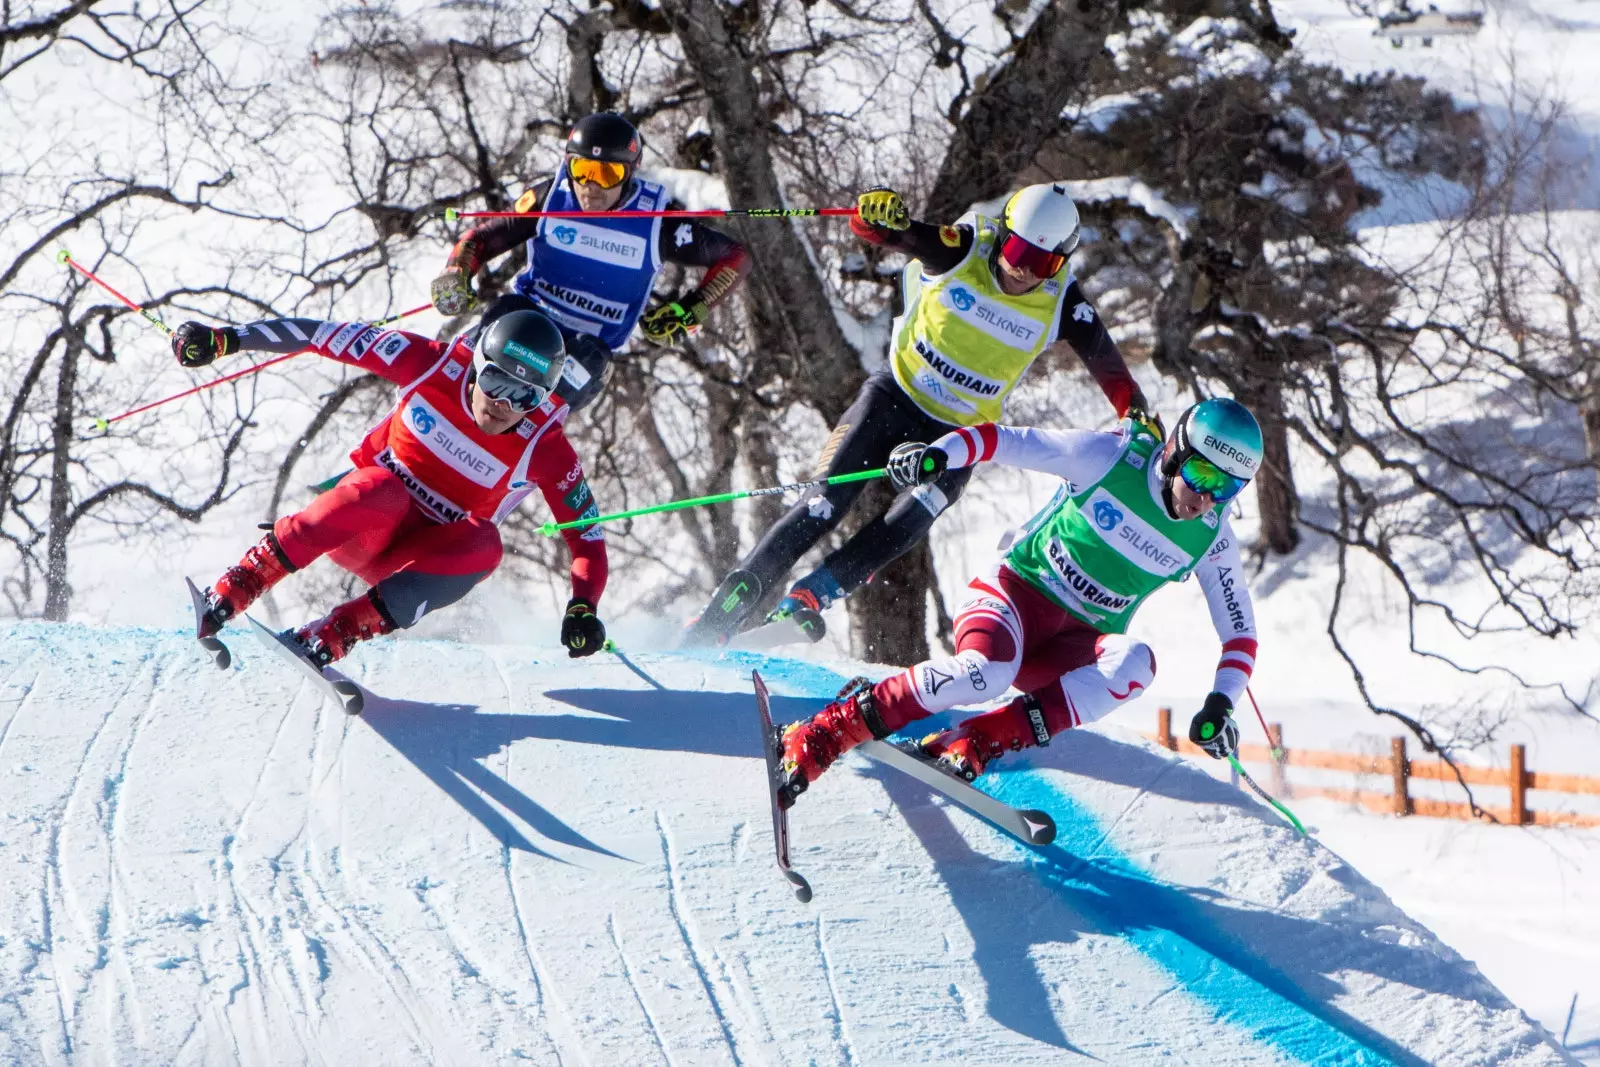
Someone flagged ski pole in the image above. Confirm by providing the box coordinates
[444,206,857,222]
[57,248,173,337]
[538,468,889,536]
[88,302,433,431]
[1244,686,1283,761]
[1228,754,1308,836]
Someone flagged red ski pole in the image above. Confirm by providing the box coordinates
[88,302,433,432]
[443,206,857,222]
[57,248,174,337]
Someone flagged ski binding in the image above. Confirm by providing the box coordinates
[184,577,231,670]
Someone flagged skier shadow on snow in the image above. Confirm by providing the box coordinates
[360,692,635,862]
[861,735,1485,1066]
[540,686,823,758]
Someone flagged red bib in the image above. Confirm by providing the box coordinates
[350,343,566,523]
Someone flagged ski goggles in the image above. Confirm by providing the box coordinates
[567,156,630,189]
[998,233,1068,278]
[1177,453,1249,504]
[476,362,549,412]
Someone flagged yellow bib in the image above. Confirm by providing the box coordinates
[889,214,1072,426]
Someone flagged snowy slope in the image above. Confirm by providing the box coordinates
[0,622,1574,1065]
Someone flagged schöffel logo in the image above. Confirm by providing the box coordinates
[948,286,976,312]
[1093,499,1123,531]
[410,406,436,434]
[553,226,578,245]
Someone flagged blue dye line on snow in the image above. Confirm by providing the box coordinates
[740,651,1413,1067]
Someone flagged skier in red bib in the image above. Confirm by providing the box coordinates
[173,308,609,665]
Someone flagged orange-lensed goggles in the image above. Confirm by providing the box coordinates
[567,156,630,189]
[998,234,1067,278]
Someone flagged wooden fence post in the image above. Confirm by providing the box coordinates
[1509,743,1527,825]
[1268,723,1287,796]
[1391,736,1411,816]
[1157,707,1175,750]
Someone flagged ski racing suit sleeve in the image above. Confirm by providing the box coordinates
[657,216,750,311]
[1193,520,1258,704]
[526,426,609,606]
[928,423,1126,488]
[230,317,446,386]
[851,216,1146,417]
[444,179,551,275]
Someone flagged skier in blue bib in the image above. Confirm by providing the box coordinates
[430,113,751,409]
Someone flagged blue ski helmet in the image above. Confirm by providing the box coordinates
[1161,398,1263,510]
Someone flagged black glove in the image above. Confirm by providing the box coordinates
[886,442,947,490]
[1189,692,1239,760]
[561,597,606,658]
[172,322,239,368]
[1126,398,1165,442]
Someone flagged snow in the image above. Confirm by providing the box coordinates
[0,621,1579,1064]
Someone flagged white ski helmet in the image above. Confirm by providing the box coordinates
[1002,183,1082,261]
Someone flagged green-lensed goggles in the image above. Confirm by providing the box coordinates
[1178,454,1248,503]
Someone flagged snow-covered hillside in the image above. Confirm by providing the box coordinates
[0,622,1575,1065]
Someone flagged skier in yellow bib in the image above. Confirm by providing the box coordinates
[684,183,1161,647]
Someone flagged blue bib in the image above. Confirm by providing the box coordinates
[514,175,666,349]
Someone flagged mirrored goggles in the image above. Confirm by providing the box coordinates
[476,362,548,412]
[998,233,1067,278]
[567,156,630,189]
[1178,453,1249,504]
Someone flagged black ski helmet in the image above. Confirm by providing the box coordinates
[566,112,643,165]
[473,309,566,411]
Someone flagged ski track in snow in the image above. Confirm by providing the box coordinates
[0,623,1579,1066]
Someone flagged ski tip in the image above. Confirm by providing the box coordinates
[1020,810,1057,846]
[333,681,364,716]
[207,640,232,671]
[787,871,813,904]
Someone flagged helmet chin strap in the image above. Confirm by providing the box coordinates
[1158,432,1184,520]
[1160,476,1182,520]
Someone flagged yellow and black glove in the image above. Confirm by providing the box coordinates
[856,186,910,230]
[639,291,709,346]
[430,267,478,317]
[1127,398,1166,442]
[560,598,606,658]
[172,322,239,368]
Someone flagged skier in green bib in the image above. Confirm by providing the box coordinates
[773,398,1264,807]
[682,183,1161,647]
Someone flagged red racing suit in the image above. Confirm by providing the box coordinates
[232,316,607,625]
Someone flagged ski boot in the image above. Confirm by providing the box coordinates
[777,679,889,808]
[919,695,1048,782]
[763,588,827,644]
[294,591,395,668]
[199,531,295,638]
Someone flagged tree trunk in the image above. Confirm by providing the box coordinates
[1250,381,1300,554]
[658,0,864,422]
[44,337,81,620]
[848,505,935,665]
[923,0,1119,220]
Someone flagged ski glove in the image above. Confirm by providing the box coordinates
[172,322,239,368]
[886,442,948,491]
[561,598,606,658]
[1189,692,1239,760]
[639,292,709,346]
[1126,398,1165,442]
[857,187,910,231]
[430,268,478,317]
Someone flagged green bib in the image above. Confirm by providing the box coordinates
[890,214,1071,426]
[1005,433,1226,633]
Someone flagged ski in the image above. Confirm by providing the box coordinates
[752,670,813,903]
[727,607,824,651]
[859,739,1057,847]
[245,614,365,716]
[184,577,232,670]
[682,568,762,648]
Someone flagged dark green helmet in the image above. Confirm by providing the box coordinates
[473,310,565,411]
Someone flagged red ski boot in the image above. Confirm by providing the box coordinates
[778,684,888,807]
[920,695,1049,781]
[294,591,395,668]
[201,532,295,637]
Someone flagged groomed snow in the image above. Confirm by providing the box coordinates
[0,622,1575,1065]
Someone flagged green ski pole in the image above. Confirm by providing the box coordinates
[538,468,888,536]
[1229,754,1308,836]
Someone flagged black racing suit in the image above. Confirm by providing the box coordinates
[684,214,1149,643]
